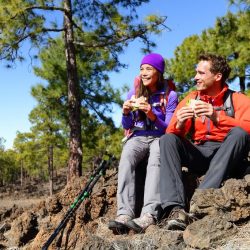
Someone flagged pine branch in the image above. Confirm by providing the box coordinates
[74,17,168,48]
[9,5,66,20]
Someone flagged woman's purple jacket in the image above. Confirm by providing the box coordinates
[122,88,178,137]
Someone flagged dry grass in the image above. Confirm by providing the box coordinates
[94,217,156,249]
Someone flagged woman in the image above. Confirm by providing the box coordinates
[108,53,178,233]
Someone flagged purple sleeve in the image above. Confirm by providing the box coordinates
[121,89,135,129]
[165,90,178,125]
[154,90,178,130]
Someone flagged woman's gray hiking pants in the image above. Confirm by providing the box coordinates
[117,136,162,219]
[159,127,250,210]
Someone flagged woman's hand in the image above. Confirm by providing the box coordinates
[122,99,134,115]
[139,99,157,122]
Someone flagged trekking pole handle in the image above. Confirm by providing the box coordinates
[92,159,107,176]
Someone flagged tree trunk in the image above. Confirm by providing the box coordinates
[239,76,245,92]
[48,145,54,196]
[64,0,83,181]
[20,159,23,187]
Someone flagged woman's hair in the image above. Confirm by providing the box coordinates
[135,70,164,121]
[136,71,164,99]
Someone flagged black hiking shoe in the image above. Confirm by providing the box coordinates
[108,214,132,234]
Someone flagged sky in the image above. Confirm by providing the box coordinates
[0,0,235,149]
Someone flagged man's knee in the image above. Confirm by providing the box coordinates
[160,133,179,147]
[229,126,248,139]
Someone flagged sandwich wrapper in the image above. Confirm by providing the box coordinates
[131,96,146,111]
[186,99,205,118]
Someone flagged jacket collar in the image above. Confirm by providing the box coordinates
[197,84,228,105]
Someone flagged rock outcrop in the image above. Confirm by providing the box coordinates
[0,167,249,249]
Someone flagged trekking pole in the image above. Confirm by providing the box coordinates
[42,154,115,250]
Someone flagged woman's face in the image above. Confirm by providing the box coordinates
[140,64,158,90]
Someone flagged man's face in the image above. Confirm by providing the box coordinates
[194,60,218,93]
[140,64,158,88]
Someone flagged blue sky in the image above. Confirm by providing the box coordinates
[0,0,234,149]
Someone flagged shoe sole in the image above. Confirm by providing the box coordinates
[125,220,144,233]
[166,219,187,231]
[108,221,129,234]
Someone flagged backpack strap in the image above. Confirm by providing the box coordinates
[223,89,235,118]
[196,89,235,118]
[164,79,175,104]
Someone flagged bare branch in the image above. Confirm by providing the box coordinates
[42,27,65,32]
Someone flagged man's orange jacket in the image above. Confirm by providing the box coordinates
[166,84,250,143]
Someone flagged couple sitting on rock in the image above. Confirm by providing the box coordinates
[108,53,250,234]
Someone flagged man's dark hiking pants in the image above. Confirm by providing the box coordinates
[159,127,249,210]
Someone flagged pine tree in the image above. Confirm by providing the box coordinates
[0,0,167,180]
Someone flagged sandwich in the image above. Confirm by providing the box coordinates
[131,96,146,111]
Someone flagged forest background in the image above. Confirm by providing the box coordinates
[0,0,249,194]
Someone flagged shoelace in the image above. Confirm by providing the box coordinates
[116,215,132,224]
[167,209,182,220]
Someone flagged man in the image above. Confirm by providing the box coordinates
[159,53,250,231]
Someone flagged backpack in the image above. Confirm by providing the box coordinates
[122,77,175,143]
[221,89,235,117]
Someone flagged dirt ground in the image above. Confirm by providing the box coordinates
[0,168,67,209]
[0,198,44,210]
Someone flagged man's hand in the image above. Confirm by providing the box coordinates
[176,107,194,129]
[194,101,218,123]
